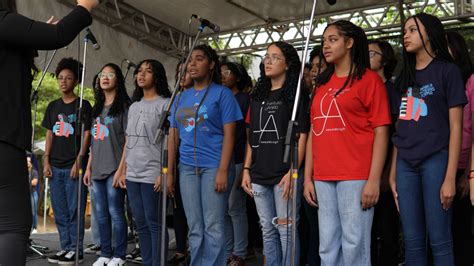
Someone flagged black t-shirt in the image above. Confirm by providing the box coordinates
[41,98,92,168]
[246,88,310,185]
[234,91,250,164]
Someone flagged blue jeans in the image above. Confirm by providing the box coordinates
[89,186,101,246]
[92,174,127,259]
[126,180,168,266]
[396,149,454,266]
[252,177,302,266]
[179,164,233,266]
[315,180,373,266]
[49,166,86,253]
[31,190,38,229]
[225,163,248,258]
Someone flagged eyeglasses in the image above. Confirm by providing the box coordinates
[369,50,383,58]
[221,70,231,77]
[98,72,116,79]
[263,54,284,65]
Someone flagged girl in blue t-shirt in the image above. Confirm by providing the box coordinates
[390,13,467,266]
[168,44,242,266]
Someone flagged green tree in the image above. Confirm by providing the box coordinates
[31,72,95,142]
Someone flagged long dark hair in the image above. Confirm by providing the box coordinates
[92,63,131,118]
[446,30,473,84]
[192,44,221,85]
[221,62,252,91]
[0,0,16,12]
[252,41,301,102]
[132,59,171,102]
[395,13,452,94]
[314,20,370,93]
[368,39,398,81]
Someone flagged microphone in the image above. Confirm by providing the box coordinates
[124,59,136,68]
[85,28,100,50]
[191,14,220,32]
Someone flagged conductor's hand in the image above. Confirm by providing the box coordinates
[77,0,99,12]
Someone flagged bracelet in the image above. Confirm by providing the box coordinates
[470,170,474,173]
[243,167,251,172]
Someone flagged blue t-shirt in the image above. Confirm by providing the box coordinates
[170,82,243,168]
[392,59,467,166]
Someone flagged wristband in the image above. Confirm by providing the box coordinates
[243,167,251,172]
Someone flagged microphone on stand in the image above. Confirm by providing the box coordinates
[124,59,137,68]
[85,28,100,50]
[191,14,221,32]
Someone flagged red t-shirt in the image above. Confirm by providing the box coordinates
[311,70,391,181]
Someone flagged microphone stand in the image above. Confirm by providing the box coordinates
[29,49,58,257]
[75,34,91,266]
[154,22,207,266]
[282,0,318,265]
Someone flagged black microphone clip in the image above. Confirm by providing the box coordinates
[191,14,220,33]
[85,28,100,50]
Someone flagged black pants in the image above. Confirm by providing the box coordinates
[452,170,474,266]
[371,190,400,266]
[0,141,31,266]
[173,170,188,254]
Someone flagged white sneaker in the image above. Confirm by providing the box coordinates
[93,257,111,266]
[107,257,126,266]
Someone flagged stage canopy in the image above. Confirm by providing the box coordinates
[17,0,474,87]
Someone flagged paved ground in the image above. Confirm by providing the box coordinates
[27,215,263,265]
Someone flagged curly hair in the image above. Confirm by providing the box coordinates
[314,20,369,93]
[368,39,398,80]
[221,62,252,91]
[55,57,83,82]
[252,41,302,102]
[92,63,131,118]
[395,13,452,94]
[192,44,221,85]
[132,59,171,102]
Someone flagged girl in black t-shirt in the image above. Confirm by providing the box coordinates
[221,62,251,263]
[390,13,467,265]
[241,41,310,266]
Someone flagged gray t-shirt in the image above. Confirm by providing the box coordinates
[125,96,169,184]
[90,106,128,180]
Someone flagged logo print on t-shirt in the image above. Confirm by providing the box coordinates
[312,91,346,136]
[53,114,74,137]
[176,103,209,132]
[92,117,110,140]
[399,85,434,121]
[251,101,281,148]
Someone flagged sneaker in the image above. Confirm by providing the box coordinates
[126,247,140,260]
[85,244,101,254]
[58,251,84,265]
[47,250,67,263]
[93,257,111,266]
[131,255,142,264]
[107,257,126,266]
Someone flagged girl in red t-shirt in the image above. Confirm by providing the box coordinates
[303,20,391,265]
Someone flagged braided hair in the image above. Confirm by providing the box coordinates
[395,13,452,94]
[314,20,370,94]
[252,41,302,102]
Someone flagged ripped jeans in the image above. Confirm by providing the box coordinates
[252,178,302,266]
